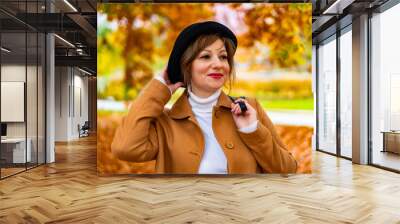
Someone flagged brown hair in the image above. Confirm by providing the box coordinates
[180,34,236,91]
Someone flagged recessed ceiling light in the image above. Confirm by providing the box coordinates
[63,0,78,12]
[78,67,92,76]
[323,0,355,15]
[54,34,75,48]
[1,47,11,53]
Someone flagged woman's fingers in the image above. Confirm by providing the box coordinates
[233,105,238,114]
[230,103,236,112]
[235,99,248,113]
[173,82,184,90]
[162,66,184,93]
[168,82,183,94]
[236,105,242,114]
[231,102,242,115]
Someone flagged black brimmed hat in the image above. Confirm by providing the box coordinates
[167,21,237,84]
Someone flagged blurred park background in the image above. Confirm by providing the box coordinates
[97,3,313,174]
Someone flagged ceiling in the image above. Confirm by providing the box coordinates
[312,0,390,44]
[0,0,96,75]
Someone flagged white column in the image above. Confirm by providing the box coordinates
[46,33,55,163]
[352,14,369,164]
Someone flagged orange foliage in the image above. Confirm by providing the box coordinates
[97,115,155,174]
[233,3,312,70]
[275,125,313,173]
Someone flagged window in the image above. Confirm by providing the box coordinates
[339,27,352,158]
[0,1,47,179]
[371,3,400,171]
[318,36,337,154]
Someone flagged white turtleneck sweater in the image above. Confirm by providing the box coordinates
[154,77,258,174]
[188,88,228,174]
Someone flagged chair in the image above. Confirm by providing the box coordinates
[79,121,90,138]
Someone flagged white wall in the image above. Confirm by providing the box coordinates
[73,73,89,137]
[54,67,89,141]
[55,66,69,141]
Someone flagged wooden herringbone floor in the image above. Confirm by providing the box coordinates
[1,135,400,223]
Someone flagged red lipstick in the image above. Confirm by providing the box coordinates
[207,73,224,79]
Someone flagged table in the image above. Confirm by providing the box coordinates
[381,131,400,154]
[1,138,32,163]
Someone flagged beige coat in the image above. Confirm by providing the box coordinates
[111,79,297,174]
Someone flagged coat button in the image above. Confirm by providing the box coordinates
[225,142,234,149]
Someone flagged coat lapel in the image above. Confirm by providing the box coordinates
[216,91,234,110]
[168,90,192,119]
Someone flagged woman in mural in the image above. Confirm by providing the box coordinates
[111,21,297,174]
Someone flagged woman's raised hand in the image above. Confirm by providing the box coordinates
[162,69,184,94]
[231,98,258,129]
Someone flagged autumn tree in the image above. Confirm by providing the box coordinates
[233,3,312,71]
[98,4,213,100]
